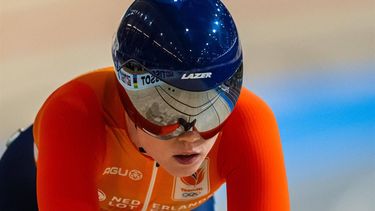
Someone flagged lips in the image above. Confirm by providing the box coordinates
[173,153,200,165]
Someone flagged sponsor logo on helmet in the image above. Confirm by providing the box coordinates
[118,69,163,90]
[181,72,212,80]
[103,167,143,181]
[98,189,106,202]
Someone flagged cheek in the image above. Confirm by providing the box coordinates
[148,142,169,155]
[203,139,215,153]
[137,132,170,155]
[203,134,219,150]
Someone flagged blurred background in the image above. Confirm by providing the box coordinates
[1,0,374,210]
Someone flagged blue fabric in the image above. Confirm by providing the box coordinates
[193,196,215,211]
[0,126,38,211]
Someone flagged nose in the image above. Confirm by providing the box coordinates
[176,130,201,143]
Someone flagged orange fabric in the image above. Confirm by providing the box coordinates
[220,89,290,210]
[34,67,290,210]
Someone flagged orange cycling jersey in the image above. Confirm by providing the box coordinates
[33,67,289,211]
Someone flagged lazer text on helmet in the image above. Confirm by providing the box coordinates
[181,72,212,80]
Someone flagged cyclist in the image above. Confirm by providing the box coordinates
[0,0,290,210]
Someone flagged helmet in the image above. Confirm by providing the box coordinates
[113,0,243,140]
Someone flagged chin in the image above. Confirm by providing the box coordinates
[166,162,203,177]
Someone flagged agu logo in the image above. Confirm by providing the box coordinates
[103,167,143,181]
[180,167,205,186]
[129,169,143,181]
[173,158,210,200]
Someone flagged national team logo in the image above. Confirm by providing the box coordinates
[180,167,205,186]
[98,189,106,202]
[172,158,210,200]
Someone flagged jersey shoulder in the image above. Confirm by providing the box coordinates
[217,87,281,173]
[230,87,276,125]
[33,67,118,144]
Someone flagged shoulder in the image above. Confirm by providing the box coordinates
[217,87,285,176]
[36,66,116,116]
[228,87,277,128]
[219,87,279,143]
[219,88,290,210]
[217,87,280,164]
[36,76,101,119]
[33,67,115,142]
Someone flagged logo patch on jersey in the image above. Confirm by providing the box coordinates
[180,168,205,186]
[103,167,143,181]
[172,158,210,200]
[98,189,106,202]
[128,169,143,181]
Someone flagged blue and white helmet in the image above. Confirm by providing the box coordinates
[113,0,243,139]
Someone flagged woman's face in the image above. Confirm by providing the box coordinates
[125,114,218,177]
